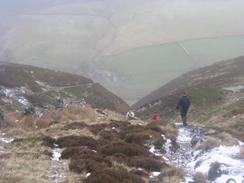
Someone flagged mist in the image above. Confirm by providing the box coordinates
[1,0,244,103]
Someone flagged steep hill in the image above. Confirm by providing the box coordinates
[134,56,244,139]
[1,0,244,103]
[0,62,129,113]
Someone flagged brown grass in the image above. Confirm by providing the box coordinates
[7,128,28,138]
[162,166,185,178]
[118,124,166,149]
[84,168,144,183]
[215,132,238,146]
[0,155,52,183]
[197,137,221,151]
[239,146,244,159]
[51,105,97,124]
[56,135,98,149]
[193,172,207,183]
[41,136,57,148]
[125,133,151,145]
[4,112,22,128]
[88,124,108,135]
[69,159,109,174]
[99,130,115,140]
[35,118,53,129]
[1,105,186,183]
[109,120,131,129]
[63,122,88,130]
[157,166,185,183]
[127,156,166,171]
[61,147,95,159]
[99,141,148,157]
[130,169,149,177]
[19,116,36,129]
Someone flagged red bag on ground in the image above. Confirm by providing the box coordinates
[152,114,161,121]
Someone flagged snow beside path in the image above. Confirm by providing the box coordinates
[149,123,244,183]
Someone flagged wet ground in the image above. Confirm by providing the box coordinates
[165,123,244,183]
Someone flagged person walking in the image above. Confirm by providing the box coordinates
[176,92,191,126]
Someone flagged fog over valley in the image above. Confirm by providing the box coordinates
[1,0,244,103]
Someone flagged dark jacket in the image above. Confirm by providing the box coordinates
[176,95,191,111]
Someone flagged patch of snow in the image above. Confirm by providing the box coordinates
[215,174,243,183]
[149,145,162,157]
[151,171,161,178]
[18,97,29,106]
[51,149,61,161]
[187,145,244,183]
[164,123,244,183]
[223,85,244,92]
[86,173,91,178]
[0,86,30,106]
[161,134,167,140]
[0,137,14,144]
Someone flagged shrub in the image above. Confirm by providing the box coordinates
[99,130,115,140]
[69,159,108,174]
[61,147,95,159]
[125,133,151,145]
[88,124,107,135]
[127,156,166,171]
[118,125,165,148]
[68,150,112,173]
[146,122,164,133]
[99,141,148,157]
[85,168,144,183]
[63,122,88,130]
[41,136,56,148]
[130,169,149,177]
[56,136,97,149]
[109,120,131,129]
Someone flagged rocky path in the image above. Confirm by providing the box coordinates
[0,131,13,154]
[164,123,244,183]
[48,148,69,183]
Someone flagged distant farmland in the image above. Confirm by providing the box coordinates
[103,36,244,104]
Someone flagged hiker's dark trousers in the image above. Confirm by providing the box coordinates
[180,108,188,126]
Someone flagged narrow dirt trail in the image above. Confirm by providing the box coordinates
[166,124,198,168]
[48,148,69,183]
[164,123,244,183]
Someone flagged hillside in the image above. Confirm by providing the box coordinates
[0,63,243,183]
[103,36,244,104]
[1,0,244,103]
[134,56,244,140]
[0,62,129,113]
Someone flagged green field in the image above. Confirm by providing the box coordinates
[103,36,244,104]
